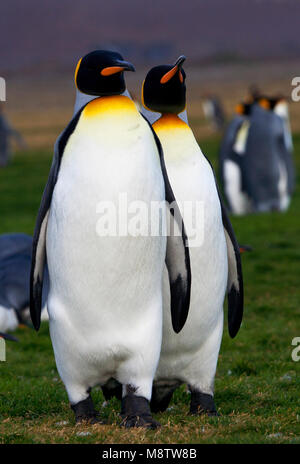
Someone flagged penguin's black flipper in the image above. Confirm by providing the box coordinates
[141,114,191,334]
[0,332,19,342]
[204,155,244,338]
[219,194,244,338]
[30,109,84,331]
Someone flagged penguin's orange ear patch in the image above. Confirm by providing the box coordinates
[259,98,271,110]
[74,57,82,88]
[235,103,244,115]
[160,65,178,84]
[101,66,125,76]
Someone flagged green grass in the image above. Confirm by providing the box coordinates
[0,137,299,444]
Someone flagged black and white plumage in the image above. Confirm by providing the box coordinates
[220,99,295,214]
[139,57,243,415]
[30,50,191,427]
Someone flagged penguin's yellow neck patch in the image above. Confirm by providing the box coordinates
[83,95,137,119]
[153,114,189,132]
[152,114,197,163]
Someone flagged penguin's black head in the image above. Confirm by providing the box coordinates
[267,98,278,111]
[142,56,186,114]
[75,50,135,96]
[235,102,252,116]
[268,95,286,110]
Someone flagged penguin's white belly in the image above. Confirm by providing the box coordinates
[278,159,290,211]
[224,160,252,215]
[153,123,227,385]
[46,106,166,394]
[0,305,18,333]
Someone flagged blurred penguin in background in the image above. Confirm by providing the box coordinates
[0,233,49,333]
[219,102,252,215]
[247,88,295,204]
[202,94,226,131]
[0,104,25,167]
[220,96,294,214]
[243,98,294,212]
[270,96,295,203]
[0,233,32,261]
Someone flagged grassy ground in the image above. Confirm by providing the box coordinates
[0,135,299,444]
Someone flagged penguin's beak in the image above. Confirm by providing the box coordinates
[160,55,186,84]
[101,60,135,76]
[173,55,186,68]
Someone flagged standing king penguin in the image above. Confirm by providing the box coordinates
[142,57,243,415]
[30,51,191,428]
[219,103,253,215]
[220,97,294,214]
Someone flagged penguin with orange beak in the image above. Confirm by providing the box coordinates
[30,50,191,427]
[142,56,243,416]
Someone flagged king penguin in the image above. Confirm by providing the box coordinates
[269,96,295,209]
[219,103,253,215]
[30,50,191,428]
[142,56,243,415]
[241,98,291,212]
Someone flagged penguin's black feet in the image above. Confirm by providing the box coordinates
[150,385,175,413]
[71,395,105,424]
[189,390,219,417]
[121,394,161,429]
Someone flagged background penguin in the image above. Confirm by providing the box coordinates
[220,97,294,213]
[219,103,253,215]
[269,96,295,206]
[241,98,293,212]
[142,57,243,415]
[201,94,226,131]
[30,50,191,428]
[0,233,49,332]
[0,233,32,261]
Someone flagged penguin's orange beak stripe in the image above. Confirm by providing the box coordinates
[101,66,125,76]
[160,65,179,84]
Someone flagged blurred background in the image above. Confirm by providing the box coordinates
[1,0,300,147]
